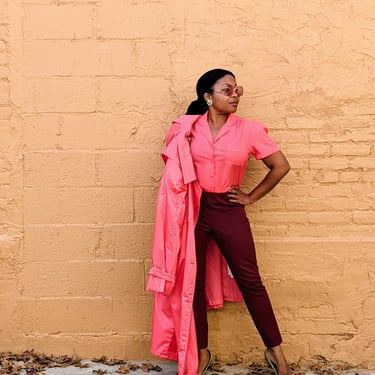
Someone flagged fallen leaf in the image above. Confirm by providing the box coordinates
[117,365,130,374]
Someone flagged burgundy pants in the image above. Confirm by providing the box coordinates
[193,192,282,349]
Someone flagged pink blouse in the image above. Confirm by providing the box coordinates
[189,113,280,193]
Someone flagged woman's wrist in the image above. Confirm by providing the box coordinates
[247,193,254,205]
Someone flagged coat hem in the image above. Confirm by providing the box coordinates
[151,349,178,362]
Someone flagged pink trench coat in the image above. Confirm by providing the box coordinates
[146,115,243,375]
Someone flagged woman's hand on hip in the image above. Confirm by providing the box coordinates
[227,186,252,205]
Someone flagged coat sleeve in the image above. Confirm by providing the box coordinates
[146,156,187,296]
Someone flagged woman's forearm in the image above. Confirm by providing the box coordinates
[248,162,289,204]
[248,150,290,204]
[227,151,290,206]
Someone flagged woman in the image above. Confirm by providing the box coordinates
[147,69,291,375]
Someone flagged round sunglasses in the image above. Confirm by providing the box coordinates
[212,85,243,97]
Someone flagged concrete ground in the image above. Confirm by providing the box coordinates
[16,359,375,375]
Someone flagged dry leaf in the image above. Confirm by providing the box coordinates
[117,365,130,374]
[140,362,163,372]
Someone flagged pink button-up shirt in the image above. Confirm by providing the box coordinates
[189,113,280,192]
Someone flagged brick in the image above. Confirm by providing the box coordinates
[308,211,352,224]
[267,280,330,308]
[97,150,162,187]
[0,294,17,340]
[22,114,63,149]
[0,25,9,43]
[272,129,309,144]
[0,191,23,225]
[20,260,145,298]
[259,240,351,281]
[352,211,375,225]
[23,4,94,40]
[98,77,173,115]
[0,106,11,120]
[285,317,350,335]
[363,297,375,319]
[0,53,8,67]
[107,224,153,259]
[112,296,153,334]
[0,233,22,259]
[68,261,145,298]
[0,279,16,296]
[97,1,183,39]
[331,143,372,156]
[96,40,134,76]
[250,223,288,238]
[362,170,375,183]
[282,222,374,237]
[24,188,61,224]
[314,171,339,183]
[273,184,310,199]
[0,80,9,105]
[248,194,285,211]
[0,256,20,276]
[286,143,330,156]
[24,225,100,262]
[249,211,308,225]
[0,55,10,70]
[134,41,171,76]
[22,40,133,77]
[286,116,327,130]
[19,298,112,334]
[61,188,134,224]
[19,262,70,297]
[339,170,363,182]
[24,151,96,188]
[294,196,371,212]
[23,78,96,113]
[23,113,167,150]
[60,188,105,224]
[328,267,371,320]
[0,119,21,152]
[22,40,97,77]
[310,128,375,143]
[26,188,135,225]
[0,66,9,80]
[0,1,7,23]
[0,172,9,185]
[133,187,158,224]
[281,157,309,170]
[311,156,375,170]
[62,113,162,149]
[36,223,155,262]
[297,305,335,319]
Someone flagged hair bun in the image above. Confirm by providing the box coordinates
[186,99,207,115]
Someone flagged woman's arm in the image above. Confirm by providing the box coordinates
[227,150,290,205]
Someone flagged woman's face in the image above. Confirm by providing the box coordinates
[205,74,243,114]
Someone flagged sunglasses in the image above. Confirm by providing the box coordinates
[212,85,244,97]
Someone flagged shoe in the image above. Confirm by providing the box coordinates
[197,349,211,375]
[264,349,278,375]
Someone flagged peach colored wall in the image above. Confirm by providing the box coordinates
[0,0,374,368]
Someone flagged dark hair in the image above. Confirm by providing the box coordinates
[186,68,236,115]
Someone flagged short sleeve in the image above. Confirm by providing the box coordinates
[248,121,280,160]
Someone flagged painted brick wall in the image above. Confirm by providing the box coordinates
[1,0,374,368]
